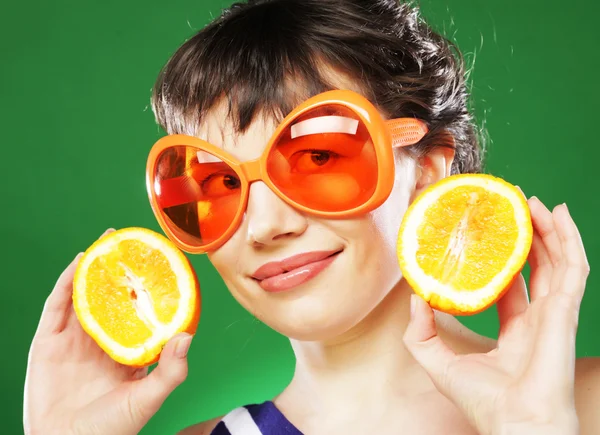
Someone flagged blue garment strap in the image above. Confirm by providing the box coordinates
[211,401,304,435]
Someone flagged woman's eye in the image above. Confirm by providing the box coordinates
[310,151,331,166]
[293,150,338,172]
[201,173,241,196]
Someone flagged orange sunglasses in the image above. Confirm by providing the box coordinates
[146,90,428,254]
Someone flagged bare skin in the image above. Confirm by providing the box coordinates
[23,230,194,435]
[179,280,494,435]
[179,95,593,434]
[183,295,599,435]
[24,76,594,434]
[24,197,595,435]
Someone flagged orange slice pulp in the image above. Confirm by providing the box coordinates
[73,227,200,366]
[397,174,533,315]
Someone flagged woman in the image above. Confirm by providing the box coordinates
[24,0,594,434]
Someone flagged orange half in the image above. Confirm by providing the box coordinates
[397,174,533,315]
[73,227,201,366]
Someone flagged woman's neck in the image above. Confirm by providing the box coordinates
[279,279,494,418]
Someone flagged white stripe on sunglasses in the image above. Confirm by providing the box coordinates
[291,115,359,139]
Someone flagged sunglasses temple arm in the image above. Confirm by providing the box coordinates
[386,119,429,148]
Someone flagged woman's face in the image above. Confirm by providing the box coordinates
[202,90,446,342]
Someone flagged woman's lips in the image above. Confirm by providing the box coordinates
[252,250,342,293]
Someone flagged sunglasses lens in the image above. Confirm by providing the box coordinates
[152,145,242,248]
[266,104,378,212]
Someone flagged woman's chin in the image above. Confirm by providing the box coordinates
[273,322,356,342]
[257,301,369,342]
[229,271,396,342]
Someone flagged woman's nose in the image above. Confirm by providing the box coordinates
[245,182,308,247]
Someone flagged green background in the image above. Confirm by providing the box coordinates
[2,0,598,433]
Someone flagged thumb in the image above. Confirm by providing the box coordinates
[128,333,192,426]
[403,294,456,393]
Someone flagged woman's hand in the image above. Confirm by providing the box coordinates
[403,197,590,435]
[24,229,193,435]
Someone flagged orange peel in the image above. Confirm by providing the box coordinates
[73,227,200,366]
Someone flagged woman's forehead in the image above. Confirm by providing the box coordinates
[195,70,366,159]
[198,102,280,160]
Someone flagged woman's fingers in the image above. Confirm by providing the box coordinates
[496,274,529,336]
[37,252,83,336]
[515,190,551,302]
[553,205,589,304]
[527,229,552,301]
[128,333,192,430]
[403,295,456,394]
[530,292,579,388]
[530,205,587,383]
[529,197,562,263]
[528,197,563,297]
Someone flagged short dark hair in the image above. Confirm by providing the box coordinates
[151,0,482,174]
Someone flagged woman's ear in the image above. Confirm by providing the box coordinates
[414,132,455,197]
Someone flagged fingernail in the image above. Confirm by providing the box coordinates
[175,335,192,359]
[517,187,527,200]
[410,294,416,318]
[99,228,115,239]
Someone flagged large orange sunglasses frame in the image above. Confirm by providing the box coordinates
[146,90,429,254]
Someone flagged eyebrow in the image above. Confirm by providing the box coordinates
[290,115,359,139]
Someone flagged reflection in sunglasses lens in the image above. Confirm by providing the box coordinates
[154,146,242,247]
[267,105,378,212]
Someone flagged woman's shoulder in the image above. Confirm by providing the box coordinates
[575,357,600,433]
[175,358,600,434]
[177,400,302,435]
